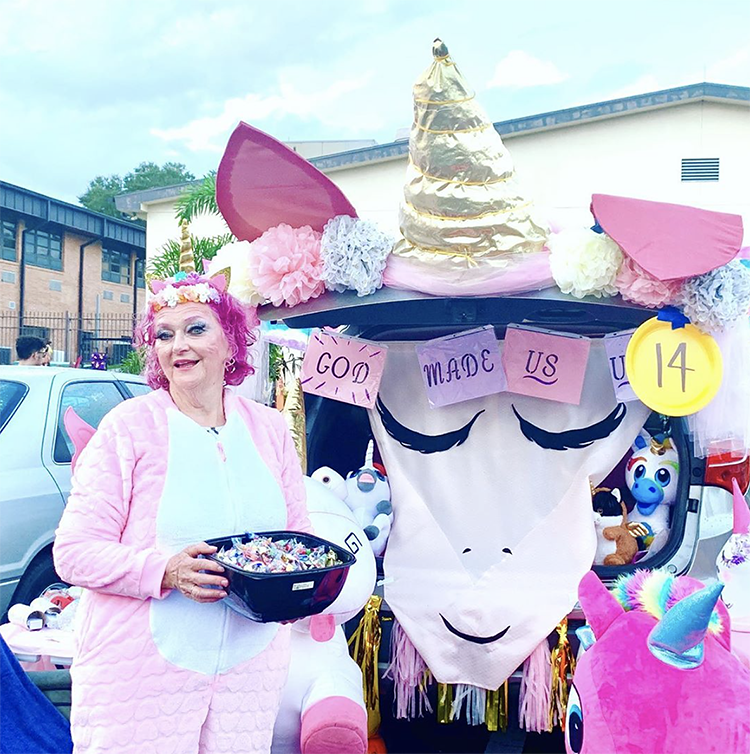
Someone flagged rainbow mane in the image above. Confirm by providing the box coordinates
[611,570,723,635]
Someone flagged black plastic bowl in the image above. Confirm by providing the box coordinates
[205,531,356,623]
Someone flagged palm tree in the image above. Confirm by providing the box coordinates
[146,172,234,277]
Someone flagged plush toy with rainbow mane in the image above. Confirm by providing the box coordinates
[568,569,750,754]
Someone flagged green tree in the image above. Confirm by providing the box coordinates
[78,162,196,219]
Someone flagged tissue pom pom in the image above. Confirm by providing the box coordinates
[206,240,265,307]
[548,228,622,299]
[321,215,393,297]
[678,260,750,332]
[615,255,680,308]
[248,224,325,308]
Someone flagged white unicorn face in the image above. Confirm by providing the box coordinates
[625,430,680,515]
[369,340,649,687]
[302,477,377,625]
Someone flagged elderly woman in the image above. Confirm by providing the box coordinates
[53,265,310,754]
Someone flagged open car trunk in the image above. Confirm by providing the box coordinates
[282,289,698,584]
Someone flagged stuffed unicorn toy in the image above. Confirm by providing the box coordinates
[271,476,376,754]
[569,570,750,754]
[717,478,750,670]
[313,441,392,557]
[625,429,679,557]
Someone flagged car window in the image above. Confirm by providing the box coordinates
[0,380,28,433]
[54,381,124,464]
[122,381,151,398]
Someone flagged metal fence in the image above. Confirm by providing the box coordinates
[0,311,137,366]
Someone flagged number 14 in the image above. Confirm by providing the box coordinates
[656,342,695,393]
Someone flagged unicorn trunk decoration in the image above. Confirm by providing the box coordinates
[568,570,750,754]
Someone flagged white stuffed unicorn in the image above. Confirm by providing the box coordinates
[313,441,393,557]
[625,429,680,557]
[271,476,377,754]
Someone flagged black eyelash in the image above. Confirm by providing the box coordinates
[376,398,484,454]
[512,403,627,451]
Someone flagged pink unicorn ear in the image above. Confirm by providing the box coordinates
[216,121,357,242]
[578,571,625,639]
[63,407,96,474]
[148,278,167,295]
[209,268,231,294]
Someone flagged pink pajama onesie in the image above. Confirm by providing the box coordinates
[53,388,311,754]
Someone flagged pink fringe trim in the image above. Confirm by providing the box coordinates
[383,619,433,719]
[518,638,552,733]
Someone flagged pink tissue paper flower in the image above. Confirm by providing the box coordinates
[248,224,325,308]
[615,255,681,308]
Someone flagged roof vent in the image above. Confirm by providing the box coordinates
[681,157,719,182]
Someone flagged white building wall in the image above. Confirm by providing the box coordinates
[325,101,750,242]
[141,100,750,260]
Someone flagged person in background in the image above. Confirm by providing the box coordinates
[40,340,53,366]
[53,254,311,754]
[15,335,47,365]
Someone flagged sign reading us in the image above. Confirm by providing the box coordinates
[300,329,388,410]
[604,329,639,402]
[416,325,506,408]
[502,325,591,405]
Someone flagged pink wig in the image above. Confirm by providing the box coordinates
[134,274,257,390]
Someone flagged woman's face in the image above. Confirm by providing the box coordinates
[153,303,231,392]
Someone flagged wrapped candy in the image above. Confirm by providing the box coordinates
[215,535,341,574]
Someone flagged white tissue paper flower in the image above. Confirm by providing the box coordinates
[548,228,623,299]
[207,240,266,306]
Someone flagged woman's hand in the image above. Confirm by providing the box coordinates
[162,543,228,603]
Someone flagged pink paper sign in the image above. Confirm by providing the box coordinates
[416,326,506,408]
[300,330,387,409]
[604,329,638,402]
[502,326,591,405]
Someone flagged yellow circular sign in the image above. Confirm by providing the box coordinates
[625,318,723,416]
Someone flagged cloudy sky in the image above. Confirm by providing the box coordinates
[1,0,748,204]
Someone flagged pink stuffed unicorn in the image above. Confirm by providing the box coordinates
[569,569,750,754]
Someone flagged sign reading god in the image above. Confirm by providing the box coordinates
[300,329,388,409]
[604,329,639,402]
[503,325,591,405]
[416,326,506,408]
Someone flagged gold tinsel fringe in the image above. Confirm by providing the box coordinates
[549,617,576,731]
[348,595,383,737]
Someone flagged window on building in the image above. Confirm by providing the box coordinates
[135,257,145,289]
[1,220,17,262]
[102,247,132,285]
[24,228,63,270]
[681,157,719,182]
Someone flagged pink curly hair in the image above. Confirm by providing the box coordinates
[133,274,256,390]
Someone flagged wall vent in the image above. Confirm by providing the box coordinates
[1,271,16,284]
[49,280,62,292]
[9,301,16,310]
[681,157,719,182]
[120,293,130,304]
[103,290,114,301]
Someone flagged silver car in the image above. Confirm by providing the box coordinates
[0,365,150,616]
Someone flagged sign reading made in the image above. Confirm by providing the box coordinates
[416,325,506,408]
[300,329,387,409]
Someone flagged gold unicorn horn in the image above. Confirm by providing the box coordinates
[179,219,196,273]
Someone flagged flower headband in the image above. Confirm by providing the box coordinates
[147,220,231,312]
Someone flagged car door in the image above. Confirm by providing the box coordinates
[44,375,126,503]
[0,376,63,611]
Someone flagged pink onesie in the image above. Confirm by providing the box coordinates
[53,388,311,754]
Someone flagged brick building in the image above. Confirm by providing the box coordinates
[0,181,146,365]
